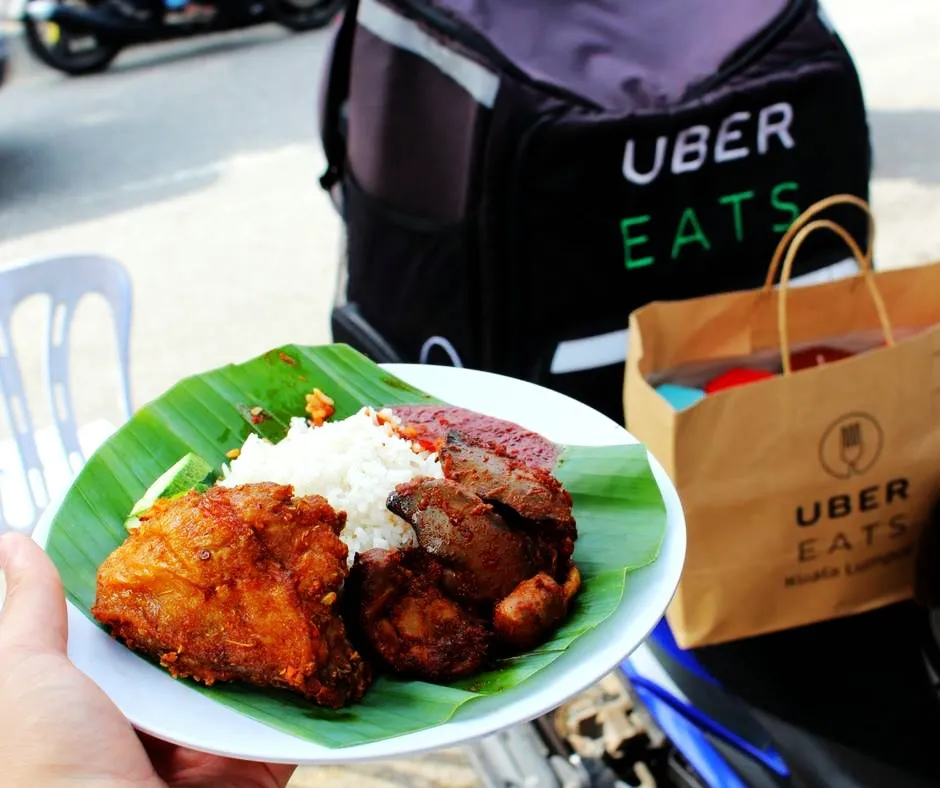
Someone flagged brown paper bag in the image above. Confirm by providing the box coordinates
[624,195,940,648]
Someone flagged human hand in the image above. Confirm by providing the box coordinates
[0,532,297,788]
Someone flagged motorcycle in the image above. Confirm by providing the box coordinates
[21,0,345,76]
[468,604,940,787]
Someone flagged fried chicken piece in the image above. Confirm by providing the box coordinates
[92,483,370,708]
[222,484,366,699]
[346,548,490,681]
[493,566,581,651]
[387,477,536,605]
[224,484,347,599]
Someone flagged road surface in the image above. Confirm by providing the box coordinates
[0,23,344,434]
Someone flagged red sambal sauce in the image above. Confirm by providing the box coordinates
[390,404,559,470]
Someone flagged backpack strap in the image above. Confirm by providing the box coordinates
[319,0,359,192]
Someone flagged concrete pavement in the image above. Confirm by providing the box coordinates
[826,0,940,267]
[0,24,344,436]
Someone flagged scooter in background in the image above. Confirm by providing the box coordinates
[19,0,345,76]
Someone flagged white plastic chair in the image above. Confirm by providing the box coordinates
[0,254,133,534]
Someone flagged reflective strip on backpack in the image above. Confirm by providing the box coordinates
[550,329,630,376]
[549,258,861,375]
[358,0,500,108]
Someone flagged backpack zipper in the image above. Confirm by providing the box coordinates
[687,0,812,100]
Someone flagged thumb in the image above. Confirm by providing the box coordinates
[0,533,68,654]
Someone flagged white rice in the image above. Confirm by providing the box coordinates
[218,407,442,563]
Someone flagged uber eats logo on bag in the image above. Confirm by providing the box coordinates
[817,413,884,480]
[618,102,800,269]
[785,412,914,588]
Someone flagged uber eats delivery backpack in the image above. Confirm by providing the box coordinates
[319,0,871,421]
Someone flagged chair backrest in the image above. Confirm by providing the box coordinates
[0,254,133,534]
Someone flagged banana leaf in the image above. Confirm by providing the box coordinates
[46,344,666,748]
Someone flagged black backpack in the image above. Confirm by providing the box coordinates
[320,0,871,421]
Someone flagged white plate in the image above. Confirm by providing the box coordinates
[36,364,686,765]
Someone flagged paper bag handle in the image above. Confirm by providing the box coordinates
[775,218,895,375]
[763,193,874,290]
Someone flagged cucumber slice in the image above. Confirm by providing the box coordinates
[125,453,215,530]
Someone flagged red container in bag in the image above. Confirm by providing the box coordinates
[704,368,775,393]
